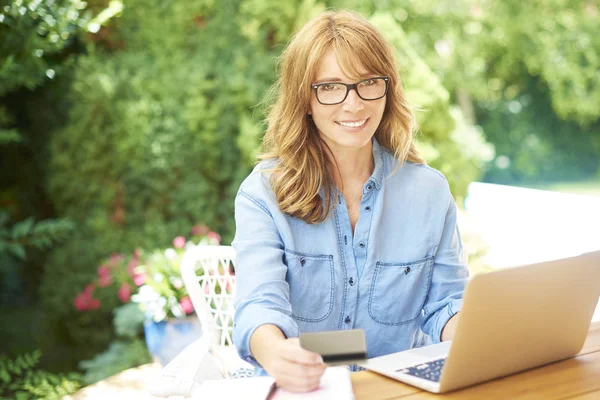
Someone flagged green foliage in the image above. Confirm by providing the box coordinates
[351,0,600,183]
[0,351,82,400]
[478,77,600,184]
[41,0,270,354]
[369,12,492,199]
[113,302,146,339]
[0,0,92,96]
[369,0,600,126]
[0,212,75,260]
[78,339,150,385]
[0,0,102,313]
[79,304,150,385]
[470,0,600,125]
[0,105,21,143]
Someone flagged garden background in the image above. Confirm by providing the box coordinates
[1,0,599,398]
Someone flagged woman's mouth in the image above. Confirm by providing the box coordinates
[335,118,369,129]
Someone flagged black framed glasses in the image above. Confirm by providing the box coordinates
[312,76,390,105]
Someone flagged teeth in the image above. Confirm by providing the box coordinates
[337,119,367,128]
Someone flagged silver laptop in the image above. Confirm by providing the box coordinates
[363,250,600,393]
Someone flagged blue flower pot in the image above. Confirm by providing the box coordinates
[144,317,203,366]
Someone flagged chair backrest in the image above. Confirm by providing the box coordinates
[180,245,237,348]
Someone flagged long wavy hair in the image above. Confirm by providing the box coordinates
[260,10,425,224]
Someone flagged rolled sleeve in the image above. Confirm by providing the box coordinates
[231,189,299,368]
[421,187,469,343]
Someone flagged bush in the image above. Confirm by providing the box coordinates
[478,77,600,185]
[39,0,270,365]
[0,350,82,400]
[369,13,493,200]
[79,304,150,385]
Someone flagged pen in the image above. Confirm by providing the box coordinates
[265,381,277,400]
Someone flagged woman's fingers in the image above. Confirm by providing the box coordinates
[274,361,327,392]
[269,338,328,392]
[280,338,324,365]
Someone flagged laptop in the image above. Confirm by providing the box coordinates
[363,250,600,393]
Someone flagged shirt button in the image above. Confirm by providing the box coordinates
[366,184,373,191]
[300,257,306,266]
[359,242,365,248]
[349,277,354,286]
[405,266,411,274]
[365,206,371,212]
[345,316,351,324]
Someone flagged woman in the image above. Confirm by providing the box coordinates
[232,10,468,392]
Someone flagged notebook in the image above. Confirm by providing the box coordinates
[191,366,354,399]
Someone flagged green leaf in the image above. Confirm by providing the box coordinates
[12,218,35,239]
[14,392,30,400]
[0,212,10,227]
[0,368,10,383]
[12,364,22,376]
[8,244,26,260]
[0,129,22,144]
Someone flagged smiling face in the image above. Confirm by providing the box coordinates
[310,48,387,155]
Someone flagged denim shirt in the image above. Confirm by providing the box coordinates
[232,139,468,375]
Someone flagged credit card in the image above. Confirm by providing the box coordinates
[299,329,367,365]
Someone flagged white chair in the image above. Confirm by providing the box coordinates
[181,245,237,348]
[148,245,254,398]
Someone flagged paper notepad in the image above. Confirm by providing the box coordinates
[191,366,354,400]
[192,376,275,399]
[270,366,354,400]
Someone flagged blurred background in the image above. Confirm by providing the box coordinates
[1,0,599,397]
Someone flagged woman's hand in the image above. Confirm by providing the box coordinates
[266,337,328,392]
[250,324,327,393]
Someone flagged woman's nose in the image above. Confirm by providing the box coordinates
[342,88,364,113]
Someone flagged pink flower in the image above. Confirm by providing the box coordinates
[84,284,95,295]
[74,287,101,311]
[191,224,209,236]
[89,298,101,310]
[97,265,110,279]
[172,236,186,249]
[118,283,131,303]
[207,231,221,245]
[203,282,210,295]
[74,292,90,311]
[97,265,112,286]
[133,272,146,286]
[109,253,125,266]
[98,274,113,287]
[127,259,139,277]
[179,296,194,314]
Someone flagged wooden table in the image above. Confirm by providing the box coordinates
[351,321,600,399]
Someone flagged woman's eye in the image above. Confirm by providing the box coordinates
[322,84,337,91]
[362,79,376,86]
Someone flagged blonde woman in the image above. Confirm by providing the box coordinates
[232,10,468,392]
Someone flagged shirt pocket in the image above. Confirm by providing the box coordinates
[284,250,334,322]
[368,256,434,326]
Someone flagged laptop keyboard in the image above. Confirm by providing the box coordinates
[396,357,446,382]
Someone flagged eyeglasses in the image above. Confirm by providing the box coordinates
[311,76,390,105]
